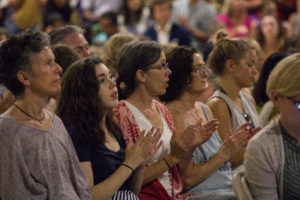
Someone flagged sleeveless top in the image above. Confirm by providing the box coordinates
[185,103,233,194]
[209,90,261,131]
[123,100,173,196]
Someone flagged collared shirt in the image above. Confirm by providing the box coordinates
[154,21,172,45]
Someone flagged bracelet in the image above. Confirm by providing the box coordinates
[121,163,134,173]
[162,157,171,169]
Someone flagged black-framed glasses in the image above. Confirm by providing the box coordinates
[243,112,255,129]
[287,97,300,110]
[192,64,208,76]
[145,62,169,72]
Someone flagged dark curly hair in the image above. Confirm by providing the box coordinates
[56,56,122,145]
[0,30,50,97]
[159,46,198,103]
[116,40,162,100]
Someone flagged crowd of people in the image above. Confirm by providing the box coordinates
[0,0,300,200]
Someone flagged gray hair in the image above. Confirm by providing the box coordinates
[49,25,85,45]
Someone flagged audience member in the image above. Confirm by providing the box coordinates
[207,31,261,169]
[80,0,122,24]
[49,25,90,58]
[118,0,151,35]
[172,0,217,52]
[56,56,162,199]
[144,0,191,46]
[255,14,286,60]
[98,12,120,39]
[0,30,91,199]
[43,0,72,25]
[43,12,66,33]
[244,52,300,199]
[114,40,217,199]
[217,0,257,38]
[4,0,46,33]
[160,46,259,199]
[102,32,138,76]
[51,43,81,75]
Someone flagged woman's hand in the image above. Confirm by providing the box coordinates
[221,122,261,159]
[124,128,163,169]
[169,119,218,161]
[190,119,219,148]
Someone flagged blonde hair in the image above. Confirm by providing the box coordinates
[102,33,138,75]
[267,53,300,98]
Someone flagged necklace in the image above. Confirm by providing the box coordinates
[14,103,45,123]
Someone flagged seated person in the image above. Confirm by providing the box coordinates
[244,52,300,199]
[0,30,91,199]
[56,56,162,199]
[144,0,191,46]
[207,31,261,170]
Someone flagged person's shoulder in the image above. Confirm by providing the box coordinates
[207,96,228,110]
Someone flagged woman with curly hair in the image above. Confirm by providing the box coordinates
[56,56,162,199]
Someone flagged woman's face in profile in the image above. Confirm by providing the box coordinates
[141,52,172,96]
[188,53,209,93]
[95,63,119,110]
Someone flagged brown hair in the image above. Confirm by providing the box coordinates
[51,43,80,76]
[207,30,254,75]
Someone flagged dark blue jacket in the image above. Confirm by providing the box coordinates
[144,23,191,46]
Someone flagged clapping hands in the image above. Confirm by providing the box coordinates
[170,119,219,162]
[222,122,261,159]
[124,128,163,170]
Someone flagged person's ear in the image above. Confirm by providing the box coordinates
[225,59,235,73]
[270,90,280,106]
[16,71,31,87]
[136,69,146,83]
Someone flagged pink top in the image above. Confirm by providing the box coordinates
[217,13,256,38]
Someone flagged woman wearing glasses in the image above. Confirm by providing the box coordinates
[114,41,218,199]
[244,53,300,199]
[206,31,261,170]
[56,57,163,199]
[160,46,260,199]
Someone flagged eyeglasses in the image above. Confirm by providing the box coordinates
[287,97,300,110]
[192,64,208,76]
[243,112,255,129]
[145,62,170,72]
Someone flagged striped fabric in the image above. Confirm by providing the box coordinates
[282,127,300,200]
[111,190,140,200]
